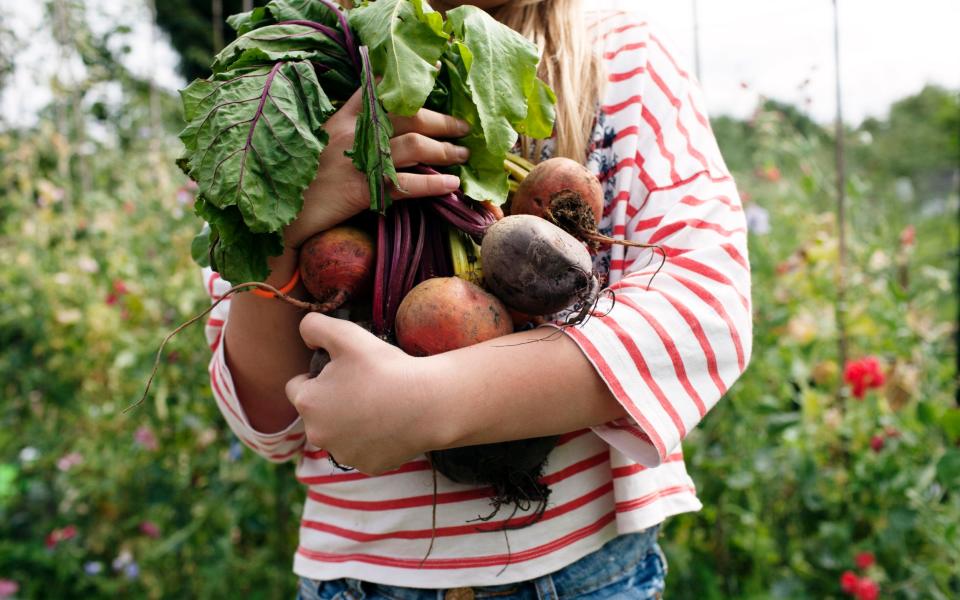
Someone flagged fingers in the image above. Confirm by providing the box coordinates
[298,312,364,354]
[391,109,470,138]
[390,172,461,200]
[285,373,310,407]
[390,133,470,168]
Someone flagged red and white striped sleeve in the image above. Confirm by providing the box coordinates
[201,268,306,463]
[564,21,752,466]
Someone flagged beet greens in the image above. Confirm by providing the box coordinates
[180,0,555,285]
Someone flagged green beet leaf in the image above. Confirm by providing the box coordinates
[348,46,399,213]
[445,6,541,156]
[178,61,334,235]
[349,0,448,116]
[442,45,508,205]
[228,0,341,35]
[226,7,272,35]
[517,78,557,140]
[267,0,341,26]
[195,196,285,283]
[211,23,346,74]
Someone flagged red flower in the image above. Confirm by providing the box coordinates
[758,165,781,182]
[45,525,78,549]
[899,225,915,248]
[113,279,128,295]
[140,521,161,539]
[856,578,879,600]
[840,570,859,593]
[855,551,875,569]
[870,435,885,453]
[105,293,119,306]
[844,357,886,399]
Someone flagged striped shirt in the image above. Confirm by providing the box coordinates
[202,10,751,589]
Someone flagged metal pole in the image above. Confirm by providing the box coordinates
[832,0,848,384]
[691,0,702,82]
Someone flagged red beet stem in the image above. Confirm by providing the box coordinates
[373,214,389,335]
[404,204,426,297]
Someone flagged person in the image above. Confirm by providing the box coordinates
[201,0,752,597]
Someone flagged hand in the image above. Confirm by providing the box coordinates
[285,313,446,475]
[283,89,471,249]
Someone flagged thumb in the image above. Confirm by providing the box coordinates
[285,373,310,406]
[298,312,365,355]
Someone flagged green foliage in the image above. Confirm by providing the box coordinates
[665,98,960,599]
[0,124,302,598]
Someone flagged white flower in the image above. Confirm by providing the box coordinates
[76,256,99,273]
[745,203,771,235]
[19,447,39,463]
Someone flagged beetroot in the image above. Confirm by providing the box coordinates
[298,225,375,310]
[394,277,512,357]
[510,157,603,247]
[481,215,598,316]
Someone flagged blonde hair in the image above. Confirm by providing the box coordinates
[344,0,605,162]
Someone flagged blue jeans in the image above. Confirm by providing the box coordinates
[296,526,666,599]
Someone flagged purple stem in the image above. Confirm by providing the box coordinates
[385,206,405,325]
[403,204,426,297]
[373,214,389,335]
[276,20,347,50]
[314,0,361,74]
[430,201,488,238]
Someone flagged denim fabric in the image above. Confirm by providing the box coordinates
[296,526,666,600]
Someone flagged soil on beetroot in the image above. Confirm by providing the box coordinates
[546,190,601,252]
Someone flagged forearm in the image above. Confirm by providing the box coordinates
[225,249,312,433]
[424,327,628,449]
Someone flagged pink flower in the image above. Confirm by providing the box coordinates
[844,357,886,399]
[134,426,158,451]
[0,579,19,598]
[855,551,875,569]
[56,452,83,472]
[856,578,879,600]
[870,435,885,453]
[113,279,128,295]
[840,570,859,594]
[140,521,161,539]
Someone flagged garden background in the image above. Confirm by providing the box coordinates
[1,1,958,598]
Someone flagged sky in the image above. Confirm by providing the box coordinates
[1,0,958,127]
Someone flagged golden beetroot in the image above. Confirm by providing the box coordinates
[394,276,512,357]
